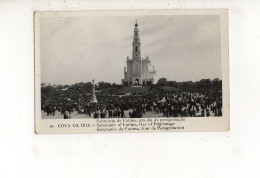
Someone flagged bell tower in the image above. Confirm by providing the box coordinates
[122,20,156,86]
[132,20,141,60]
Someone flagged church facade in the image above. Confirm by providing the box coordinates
[122,22,156,86]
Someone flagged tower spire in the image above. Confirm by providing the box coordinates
[132,20,141,60]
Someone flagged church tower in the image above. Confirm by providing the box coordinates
[122,21,156,86]
[132,21,141,60]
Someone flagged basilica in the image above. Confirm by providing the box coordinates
[122,22,156,86]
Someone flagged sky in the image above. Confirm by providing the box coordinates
[40,14,221,85]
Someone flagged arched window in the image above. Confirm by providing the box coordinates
[135,46,138,52]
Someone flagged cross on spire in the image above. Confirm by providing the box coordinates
[135,19,138,27]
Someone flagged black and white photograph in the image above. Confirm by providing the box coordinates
[35,10,229,133]
[3,1,260,177]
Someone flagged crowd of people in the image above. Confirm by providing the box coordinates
[42,87,222,119]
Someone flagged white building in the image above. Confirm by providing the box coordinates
[122,22,156,86]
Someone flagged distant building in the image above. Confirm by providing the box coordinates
[122,21,156,86]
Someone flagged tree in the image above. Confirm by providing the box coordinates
[212,78,221,85]
[157,78,168,86]
[98,81,111,88]
[168,81,177,87]
[199,79,211,86]
[98,81,106,88]
[84,82,93,92]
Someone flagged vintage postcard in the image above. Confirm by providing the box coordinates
[34,10,229,133]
